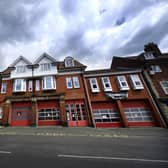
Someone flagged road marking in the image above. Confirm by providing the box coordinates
[57,154,168,163]
[0,151,12,154]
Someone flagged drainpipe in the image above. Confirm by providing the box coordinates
[82,73,96,128]
[141,71,167,127]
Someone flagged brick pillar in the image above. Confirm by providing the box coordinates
[31,97,37,126]
[116,100,128,127]
[59,94,66,126]
[3,99,11,126]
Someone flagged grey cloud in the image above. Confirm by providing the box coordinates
[116,10,168,56]
[0,0,48,44]
[59,0,80,17]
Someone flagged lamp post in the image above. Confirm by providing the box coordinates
[27,64,39,126]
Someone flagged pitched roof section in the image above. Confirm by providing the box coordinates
[10,56,32,67]
[57,58,87,72]
[111,56,143,71]
[34,52,57,64]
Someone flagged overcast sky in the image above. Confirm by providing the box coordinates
[0,0,168,71]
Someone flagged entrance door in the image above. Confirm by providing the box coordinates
[65,103,88,127]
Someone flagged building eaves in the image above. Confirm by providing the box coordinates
[34,52,57,64]
[10,56,32,67]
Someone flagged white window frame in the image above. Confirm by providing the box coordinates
[0,107,2,119]
[36,80,40,91]
[73,77,80,88]
[40,63,51,71]
[16,66,26,73]
[42,76,56,90]
[28,80,33,92]
[1,82,7,93]
[65,57,74,67]
[13,79,26,92]
[150,65,162,73]
[89,78,99,93]
[101,77,112,91]
[66,77,73,89]
[144,52,154,60]
[117,75,129,91]
[130,74,144,90]
[160,81,168,95]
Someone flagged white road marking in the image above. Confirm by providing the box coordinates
[57,154,168,163]
[0,151,12,154]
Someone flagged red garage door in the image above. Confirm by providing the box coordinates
[122,100,156,127]
[92,102,122,128]
[38,100,61,126]
[11,102,32,126]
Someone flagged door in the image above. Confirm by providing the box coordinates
[65,103,88,127]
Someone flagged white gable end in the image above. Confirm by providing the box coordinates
[34,56,58,77]
[10,59,32,79]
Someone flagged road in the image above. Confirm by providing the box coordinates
[0,130,168,168]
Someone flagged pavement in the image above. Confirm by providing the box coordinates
[0,126,168,138]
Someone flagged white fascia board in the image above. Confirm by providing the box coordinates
[84,69,142,77]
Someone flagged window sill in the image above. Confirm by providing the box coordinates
[91,89,100,93]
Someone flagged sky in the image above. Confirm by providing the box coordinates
[0,0,168,71]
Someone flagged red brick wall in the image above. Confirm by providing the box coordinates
[148,64,168,97]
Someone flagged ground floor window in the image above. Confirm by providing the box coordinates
[65,103,87,121]
[124,107,153,122]
[38,108,60,120]
[93,109,120,122]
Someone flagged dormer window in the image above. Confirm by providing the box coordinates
[144,52,154,60]
[16,66,26,73]
[65,57,74,67]
[40,63,51,71]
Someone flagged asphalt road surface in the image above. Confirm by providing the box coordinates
[0,127,168,168]
[0,131,168,168]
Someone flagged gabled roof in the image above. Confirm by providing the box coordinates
[10,56,32,67]
[34,52,57,64]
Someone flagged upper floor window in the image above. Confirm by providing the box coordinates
[16,66,26,73]
[1,82,7,93]
[66,77,73,89]
[42,76,56,90]
[36,80,40,91]
[150,65,162,73]
[73,77,80,88]
[160,81,168,95]
[13,79,26,92]
[0,107,2,119]
[101,77,112,91]
[130,74,144,90]
[144,52,154,60]
[40,63,51,71]
[117,75,129,91]
[28,80,33,92]
[66,77,80,89]
[89,78,99,93]
[65,57,74,67]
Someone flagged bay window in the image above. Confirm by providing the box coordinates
[42,76,56,90]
